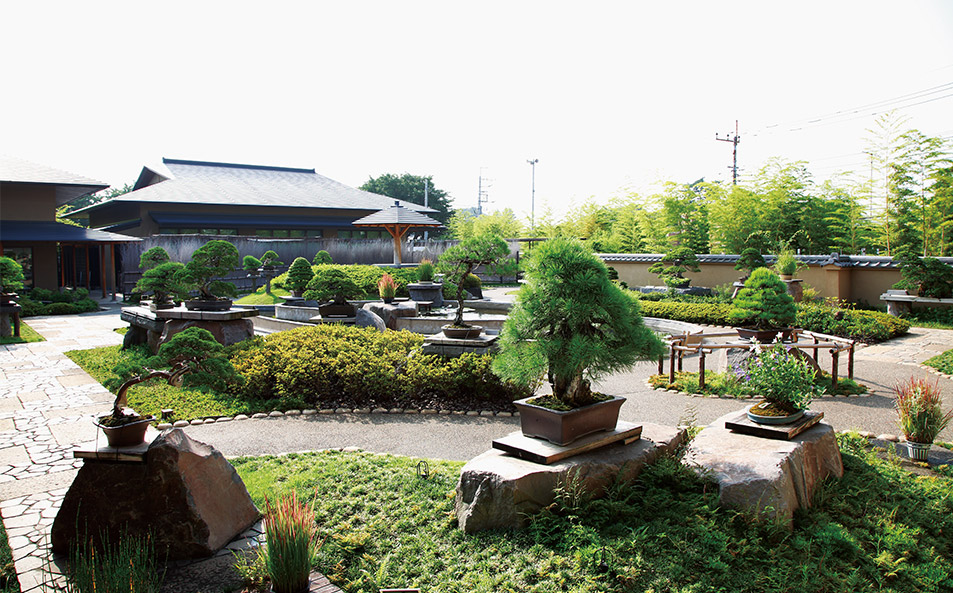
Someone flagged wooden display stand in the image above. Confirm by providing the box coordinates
[492,421,642,464]
[724,410,824,440]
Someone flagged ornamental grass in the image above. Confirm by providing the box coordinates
[65,531,163,593]
[264,489,319,593]
[894,377,953,444]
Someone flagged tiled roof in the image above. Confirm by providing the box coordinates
[67,158,437,216]
[0,220,140,243]
[598,252,953,269]
[0,156,108,205]
[352,201,444,228]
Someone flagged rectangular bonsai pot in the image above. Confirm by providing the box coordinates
[513,395,625,446]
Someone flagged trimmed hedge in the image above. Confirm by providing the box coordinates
[18,297,99,317]
[637,297,909,343]
[232,324,527,409]
[272,264,420,299]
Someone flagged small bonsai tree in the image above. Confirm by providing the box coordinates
[729,267,796,329]
[893,252,953,298]
[735,248,766,281]
[261,250,283,269]
[312,250,333,265]
[243,255,262,274]
[138,246,171,271]
[0,257,25,295]
[303,268,364,303]
[437,234,510,327]
[416,259,435,282]
[134,261,187,305]
[648,247,700,289]
[493,238,666,408]
[176,240,240,300]
[286,257,315,295]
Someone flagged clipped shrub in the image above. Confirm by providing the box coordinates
[795,305,909,342]
[18,299,46,317]
[312,250,333,265]
[637,300,734,325]
[285,264,419,300]
[730,268,796,329]
[285,258,315,294]
[0,256,25,294]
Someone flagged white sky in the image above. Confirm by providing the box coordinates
[3,1,952,221]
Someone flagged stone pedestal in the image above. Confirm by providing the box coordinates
[408,282,444,308]
[121,306,258,353]
[782,278,804,302]
[455,423,686,533]
[363,301,418,330]
[0,303,22,338]
[682,411,843,523]
[52,429,260,560]
[422,332,498,357]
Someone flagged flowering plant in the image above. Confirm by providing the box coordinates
[746,342,823,413]
[895,377,952,444]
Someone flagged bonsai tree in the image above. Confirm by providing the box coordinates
[735,248,766,281]
[729,267,796,329]
[648,247,700,289]
[437,234,510,328]
[260,250,283,270]
[176,240,240,301]
[138,246,171,271]
[243,255,262,275]
[285,257,315,296]
[745,342,823,418]
[0,257,25,296]
[493,238,666,408]
[303,268,364,303]
[773,248,805,278]
[313,250,333,265]
[893,252,953,298]
[134,261,187,306]
[416,259,435,282]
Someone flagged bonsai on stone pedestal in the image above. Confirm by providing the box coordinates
[743,342,822,425]
[135,261,187,310]
[0,256,24,305]
[729,267,797,343]
[177,240,240,311]
[493,238,666,446]
[303,267,364,317]
[437,234,510,339]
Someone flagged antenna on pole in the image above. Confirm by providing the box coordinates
[715,120,741,185]
[423,178,430,241]
[477,168,491,215]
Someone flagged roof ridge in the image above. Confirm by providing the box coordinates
[162,158,316,174]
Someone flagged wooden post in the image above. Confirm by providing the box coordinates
[812,336,819,365]
[60,244,66,288]
[677,349,684,372]
[657,355,664,375]
[847,343,854,380]
[84,245,91,290]
[110,243,118,301]
[100,244,107,298]
[830,349,839,390]
[669,344,677,384]
[71,244,78,288]
[699,349,707,390]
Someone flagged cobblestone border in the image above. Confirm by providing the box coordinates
[156,408,520,430]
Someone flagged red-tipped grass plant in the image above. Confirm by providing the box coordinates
[264,490,318,593]
[895,377,953,444]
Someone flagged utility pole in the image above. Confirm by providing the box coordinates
[477,168,490,215]
[527,158,538,233]
[423,178,429,241]
[715,120,741,185]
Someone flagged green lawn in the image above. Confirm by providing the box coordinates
[0,322,43,345]
[232,434,952,593]
[235,287,291,305]
[924,349,953,375]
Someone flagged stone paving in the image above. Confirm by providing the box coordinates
[0,299,950,592]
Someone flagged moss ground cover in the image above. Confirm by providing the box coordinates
[232,434,952,593]
[235,290,287,305]
[649,370,868,397]
[0,521,17,593]
[924,348,953,375]
[0,322,43,345]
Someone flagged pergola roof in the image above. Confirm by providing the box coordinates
[351,201,443,228]
[0,221,140,243]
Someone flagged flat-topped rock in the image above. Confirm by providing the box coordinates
[363,302,418,329]
[455,423,686,533]
[683,410,843,523]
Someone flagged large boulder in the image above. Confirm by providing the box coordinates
[363,301,417,330]
[682,411,843,523]
[52,429,260,559]
[355,308,386,332]
[158,318,254,350]
[455,424,686,533]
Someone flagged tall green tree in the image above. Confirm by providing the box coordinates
[888,131,947,256]
[360,173,452,225]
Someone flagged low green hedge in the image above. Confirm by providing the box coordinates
[233,324,527,410]
[272,264,421,298]
[18,297,99,317]
[637,298,909,342]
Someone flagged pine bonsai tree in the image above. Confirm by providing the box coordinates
[734,248,766,280]
[135,261,187,305]
[437,234,510,327]
[139,246,171,271]
[648,246,701,289]
[729,267,796,329]
[260,251,283,269]
[0,257,25,295]
[176,240,240,300]
[286,257,315,295]
[303,268,364,303]
[243,255,262,274]
[313,250,333,265]
[493,238,666,408]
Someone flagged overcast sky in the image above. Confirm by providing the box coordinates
[3,1,952,221]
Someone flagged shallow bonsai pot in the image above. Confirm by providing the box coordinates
[514,395,625,446]
[735,327,791,343]
[441,324,483,339]
[382,296,395,304]
[746,402,804,425]
[95,415,154,448]
[905,440,932,461]
[319,302,357,317]
[149,302,175,311]
[184,299,232,311]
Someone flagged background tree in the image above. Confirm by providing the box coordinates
[360,173,453,226]
[648,246,701,289]
[436,234,509,327]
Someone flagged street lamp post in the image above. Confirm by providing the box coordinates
[527,158,538,234]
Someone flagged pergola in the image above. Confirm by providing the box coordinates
[351,201,443,264]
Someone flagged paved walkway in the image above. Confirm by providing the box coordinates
[1,297,952,591]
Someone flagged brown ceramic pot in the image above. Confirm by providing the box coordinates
[513,395,625,446]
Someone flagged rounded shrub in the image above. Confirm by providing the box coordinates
[730,268,796,329]
[285,258,315,294]
[313,250,333,265]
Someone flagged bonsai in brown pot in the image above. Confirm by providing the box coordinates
[436,234,510,339]
[729,267,797,343]
[493,238,666,445]
[303,267,364,317]
[177,240,240,311]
